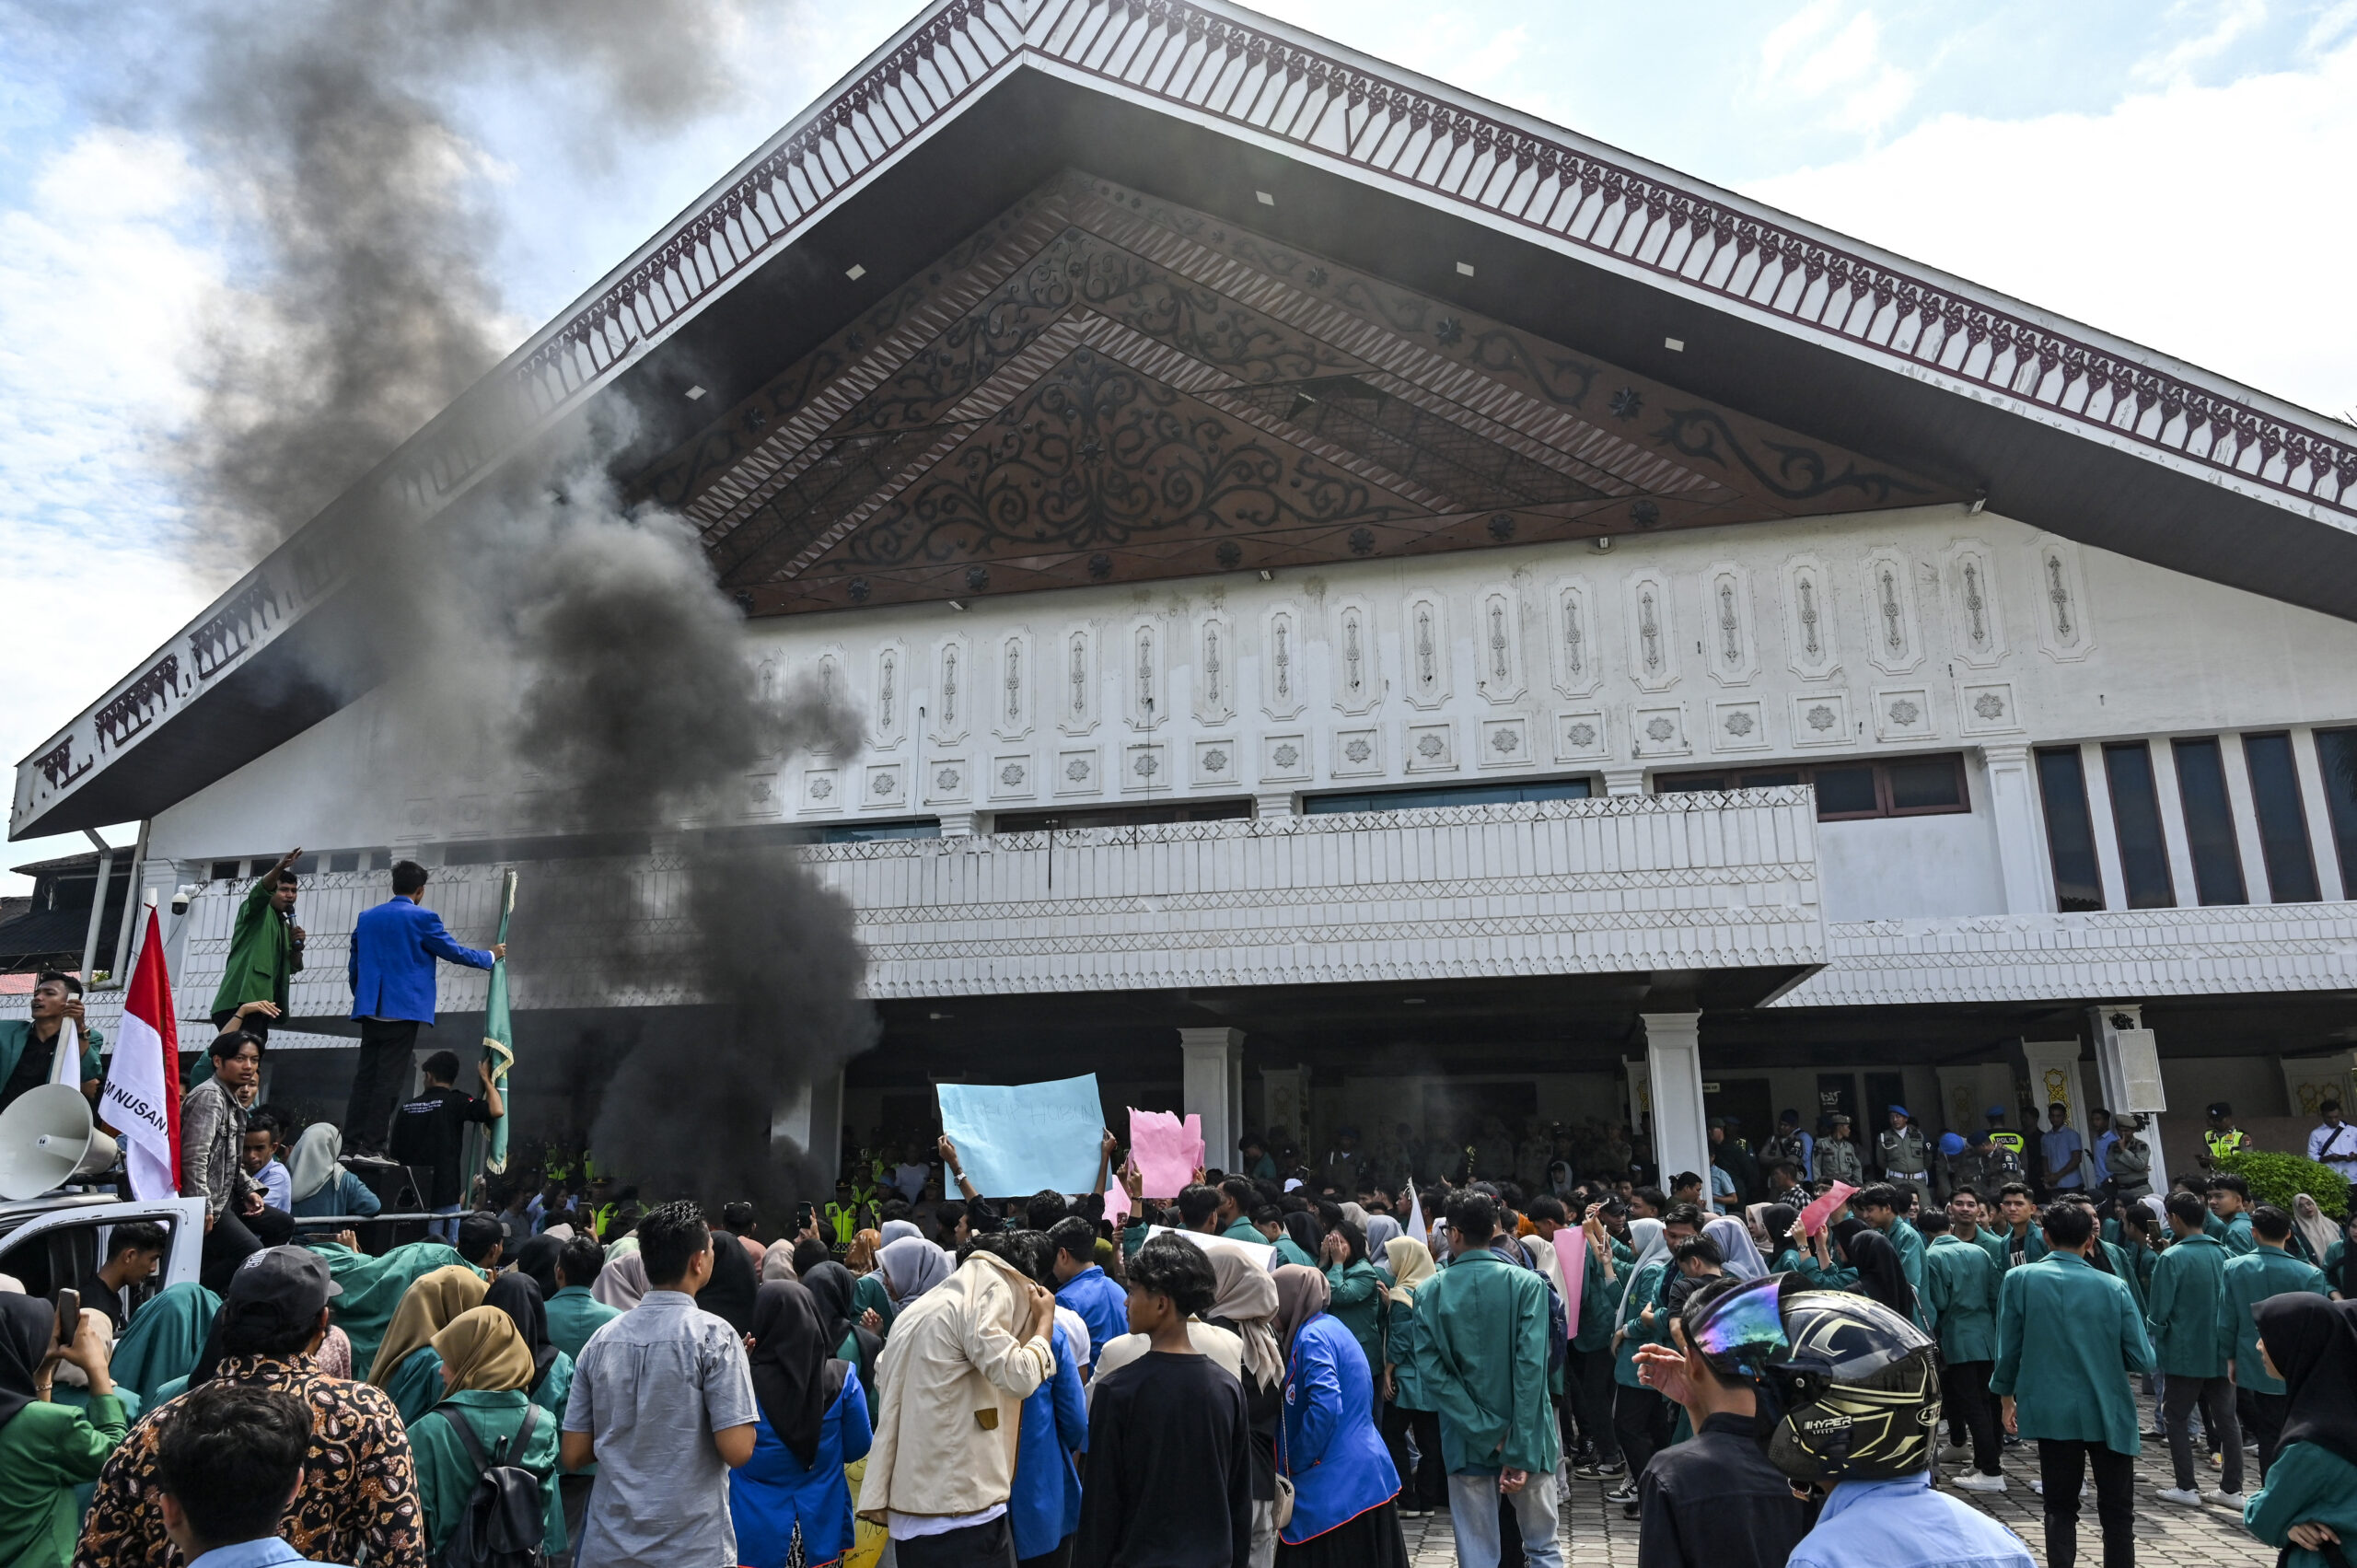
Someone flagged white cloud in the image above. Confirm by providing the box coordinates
[2133,0,2268,83]
[1751,2,1918,137]
[1744,31,2357,420]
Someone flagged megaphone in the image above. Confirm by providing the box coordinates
[0,1085,121,1201]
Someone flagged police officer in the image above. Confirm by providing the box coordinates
[2108,1112,2154,1202]
[2200,1101,2247,1169]
[1954,1127,2023,1199]
[1981,1105,2028,1167]
[1815,1111,1864,1187]
[1877,1105,1933,1214]
[1933,1131,1969,1202]
[1759,1109,1814,1179]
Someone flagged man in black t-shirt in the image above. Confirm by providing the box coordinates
[385,1049,503,1242]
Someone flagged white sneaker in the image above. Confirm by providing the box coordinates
[2209,1491,2247,1509]
[1939,1444,1970,1464]
[1955,1473,2007,1493]
[2157,1488,2204,1506]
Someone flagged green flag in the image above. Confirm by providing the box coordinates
[480,869,518,1176]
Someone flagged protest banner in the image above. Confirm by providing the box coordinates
[937,1073,1105,1197]
[1128,1108,1203,1199]
[1796,1180,1859,1237]
[1149,1224,1276,1270]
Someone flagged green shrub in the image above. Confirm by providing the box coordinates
[2214,1149,2349,1219]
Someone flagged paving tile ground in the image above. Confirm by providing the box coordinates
[1393,1393,2274,1567]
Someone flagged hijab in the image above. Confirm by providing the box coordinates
[1382,1237,1436,1305]
[701,1231,760,1334]
[1365,1214,1401,1254]
[2291,1195,2340,1264]
[1761,1204,1801,1259]
[368,1265,487,1386]
[1282,1212,1322,1260]
[761,1239,798,1283]
[1205,1249,1283,1389]
[878,1220,922,1248]
[1844,1228,1914,1319]
[1340,1202,1370,1230]
[108,1281,219,1400]
[845,1230,881,1274]
[799,1261,882,1393]
[591,1252,649,1311]
[879,1237,952,1305]
[748,1281,844,1468]
[1620,1218,1668,1311]
[1271,1264,1329,1357]
[2255,1294,2357,1462]
[285,1122,344,1202]
[0,1295,50,1432]
[2338,1214,2357,1300]
[482,1272,559,1393]
[430,1306,535,1394]
[1548,1160,1575,1197]
[511,1235,565,1301]
[1705,1214,1768,1281]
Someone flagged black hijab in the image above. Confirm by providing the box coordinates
[1282,1211,1321,1260]
[0,1296,51,1432]
[701,1231,760,1335]
[2336,1221,2357,1301]
[2255,1293,2357,1464]
[1762,1204,1800,1258]
[1842,1227,1915,1320]
[483,1272,559,1394]
[799,1261,882,1394]
[512,1235,564,1301]
[748,1281,845,1469]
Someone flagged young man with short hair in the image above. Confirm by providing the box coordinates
[1175,1182,1225,1236]
[2040,1103,2086,1195]
[455,1209,505,1272]
[1050,1214,1127,1369]
[1994,1182,2047,1270]
[241,1110,292,1214]
[181,1030,296,1291]
[1666,1171,1706,1209]
[1853,1184,1930,1329]
[1214,1176,1263,1242]
[386,1048,504,1244]
[563,1201,758,1568]
[1922,1209,2005,1491]
[157,1382,348,1568]
[344,858,504,1156]
[2219,1202,2330,1481]
[209,846,307,1044]
[2307,1098,2357,1185]
[2206,1174,2256,1254]
[0,969,104,1113]
[2145,1190,2241,1509]
[80,1219,168,1332]
[547,1235,620,1359]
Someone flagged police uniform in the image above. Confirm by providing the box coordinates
[2107,1123,2154,1202]
[1814,1128,1863,1187]
[2202,1099,2247,1169]
[1759,1130,1811,1178]
[1877,1121,1933,1212]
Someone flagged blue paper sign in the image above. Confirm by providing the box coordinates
[937,1074,1106,1198]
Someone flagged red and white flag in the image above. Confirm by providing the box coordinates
[99,906,180,1201]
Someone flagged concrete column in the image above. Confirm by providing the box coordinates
[1978,742,2053,914]
[1180,1027,1247,1175]
[1602,766,1647,797]
[1253,790,1297,819]
[2088,1005,2168,1195]
[1640,1012,1708,1188]
[936,810,981,837]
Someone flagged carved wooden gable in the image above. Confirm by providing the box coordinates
[637,171,1961,614]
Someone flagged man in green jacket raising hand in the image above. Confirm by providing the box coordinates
[2145,1190,2243,1508]
[1415,1189,1562,1568]
[208,847,305,1040]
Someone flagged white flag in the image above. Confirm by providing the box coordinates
[1406,1179,1427,1250]
[50,1017,81,1086]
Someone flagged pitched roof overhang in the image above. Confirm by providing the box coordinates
[16,0,2355,841]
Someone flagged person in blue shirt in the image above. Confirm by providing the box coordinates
[1271,1264,1406,1565]
[284,1123,383,1222]
[1048,1217,1127,1373]
[1005,1238,1088,1565]
[342,859,502,1157]
[728,1280,872,1568]
[157,1380,360,1568]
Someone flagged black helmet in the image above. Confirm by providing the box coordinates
[1760,1288,1941,1484]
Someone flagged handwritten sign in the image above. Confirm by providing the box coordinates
[1129,1109,1203,1199]
[1795,1181,1858,1238]
[1147,1224,1276,1270]
[937,1074,1105,1198]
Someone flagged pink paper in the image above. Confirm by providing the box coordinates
[1550,1230,1587,1341]
[1130,1108,1204,1199]
[1796,1181,1858,1238]
[1103,1174,1132,1226]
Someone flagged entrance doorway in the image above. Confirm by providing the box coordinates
[1703,1076,1775,1156]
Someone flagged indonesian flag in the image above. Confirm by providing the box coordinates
[99,906,180,1201]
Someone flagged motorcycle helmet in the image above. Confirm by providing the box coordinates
[1759,1288,1941,1483]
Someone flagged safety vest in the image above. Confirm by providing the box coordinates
[824,1202,860,1246]
[2204,1127,2247,1159]
[1988,1131,2026,1156]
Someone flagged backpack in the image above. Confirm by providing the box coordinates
[431,1403,548,1568]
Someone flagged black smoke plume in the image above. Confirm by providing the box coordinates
[152,0,874,1204]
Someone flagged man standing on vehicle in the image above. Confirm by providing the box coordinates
[344,859,503,1156]
[209,846,306,1041]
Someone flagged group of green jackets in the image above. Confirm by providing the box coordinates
[2144,1233,2331,1394]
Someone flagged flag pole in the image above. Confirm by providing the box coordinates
[470,869,520,1191]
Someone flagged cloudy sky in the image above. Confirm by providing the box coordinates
[3,0,2352,892]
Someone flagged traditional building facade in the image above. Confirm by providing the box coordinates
[15,0,2357,1186]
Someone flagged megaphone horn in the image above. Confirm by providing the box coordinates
[0,1085,120,1201]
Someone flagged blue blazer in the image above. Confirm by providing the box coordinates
[1012,1323,1088,1559]
[728,1368,872,1568]
[1279,1314,1399,1543]
[348,897,495,1023]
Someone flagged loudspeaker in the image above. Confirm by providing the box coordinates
[0,1085,121,1201]
[346,1156,430,1249]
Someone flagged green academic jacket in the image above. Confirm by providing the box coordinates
[1999,1224,2049,1270]
[0,1394,127,1568]
[2220,1211,2256,1254]
[2247,1443,2357,1568]
[1769,1246,1857,1291]
[2145,1233,2232,1376]
[1412,1248,1559,1476]
[1383,1285,1434,1411]
[2218,1248,2329,1394]
[0,1022,103,1096]
[1880,1218,1931,1330]
[411,1388,566,1557]
[1991,1251,2154,1454]
[313,1239,469,1374]
[209,874,298,1016]
[1963,1228,2008,1275]
[1924,1235,1999,1364]
[1323,1259,1387,1378]
[545,1285,622,1361]
[1571,1244,1618,1352]
[1611,1260,1672,1388]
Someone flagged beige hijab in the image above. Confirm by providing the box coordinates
[431,1306,536,1394]
[1383,1236,1437,1306]
[1206,1249,1283,1389]
[368,1265,488,1386]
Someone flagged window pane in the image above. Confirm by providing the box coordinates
[2171,738,2247,905]
[1887,758,1962,811]
[209,861,238,881]
[1736,771,1804,788]
[2318,728,2357,896]
[2035,747,2105,912]
[1813,766,1878,817]
[2242,733,2320,902]
[328,852,360,874]
[1654,773,1725,794]
[2102,742,2175,909]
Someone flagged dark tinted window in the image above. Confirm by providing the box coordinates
[2036,746,2105,912]
[1814,766,1879,817]
[2242,733,2319,903]
[1887,758,1964,812]
[1736,771,1804,789]
[328,852,360,874]
[1653,755,1968,820]
[2317,728,2357,897]
[2102,742,2174,909]
[1655,774,1725,794]
[995,798,1252,832]
[209,861,238,881]
[1304,778,1592,814]
[2171,738,2247,905]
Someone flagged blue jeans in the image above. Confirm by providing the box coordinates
[428,1203,461,1245]
[1447,1472,1562,1568]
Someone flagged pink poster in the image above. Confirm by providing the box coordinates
[1796,1181,1858,1238]
[1130,1108,1204,1199]
[1550,1229,1587,1341]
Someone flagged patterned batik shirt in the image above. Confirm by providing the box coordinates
[73,1353,425,1568]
